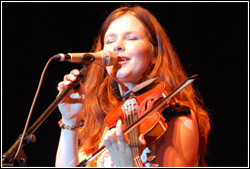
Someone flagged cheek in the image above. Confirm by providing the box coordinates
[132,43,152,64]
[103,45,111,51]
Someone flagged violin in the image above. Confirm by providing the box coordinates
[105,81,168,166]
[76,74,197,167]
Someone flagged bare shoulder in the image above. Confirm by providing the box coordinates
[154,109,199,166]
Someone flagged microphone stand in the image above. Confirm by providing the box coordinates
[2,63,90,166]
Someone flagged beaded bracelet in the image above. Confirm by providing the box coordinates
[58,119,84,130]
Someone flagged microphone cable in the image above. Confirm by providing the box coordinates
[11,56,57,163]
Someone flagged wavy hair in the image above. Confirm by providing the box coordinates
[78,4,210,166]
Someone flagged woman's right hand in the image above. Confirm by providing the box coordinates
[57,69,85,125]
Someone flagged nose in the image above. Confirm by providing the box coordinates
[113,46,124,53]
[113,39,125,53]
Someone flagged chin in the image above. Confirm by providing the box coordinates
[117,76,141,84]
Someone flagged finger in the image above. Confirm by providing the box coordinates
[64,74,77,82]
[103,128,117,148]
[103,135,112,148]
[63,80,72,86]
[107,128,117,144]
[116,120,130,152]
[72,70,85,90]
[116,119,125,142]
[57,81,71,100]
[57,80,72,91]
[57,81,65,91]
[70,69,81,76]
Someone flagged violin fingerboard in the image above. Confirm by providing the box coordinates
[121,98,141,164]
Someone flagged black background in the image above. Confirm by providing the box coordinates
[2,2,248,167]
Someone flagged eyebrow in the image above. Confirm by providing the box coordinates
[104,33,116,38]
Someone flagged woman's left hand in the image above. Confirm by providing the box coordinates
[103,119,146,167]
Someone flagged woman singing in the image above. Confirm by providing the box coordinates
[55,4,210,167]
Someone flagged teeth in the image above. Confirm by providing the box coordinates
[118,56,130,61]
[122,58,128,61]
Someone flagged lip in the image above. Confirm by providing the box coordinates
[117,56,130,64]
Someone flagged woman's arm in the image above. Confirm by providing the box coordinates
[55,128,79,167]
[55,69,85,167]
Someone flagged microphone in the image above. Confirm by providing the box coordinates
[53,50,118,66]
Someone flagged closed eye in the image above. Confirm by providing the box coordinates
[104,34,116,44]
[105,39,115,44]
[128,36,138,40]
[126,34,138,41]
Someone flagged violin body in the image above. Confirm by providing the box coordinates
[104,82,169,147]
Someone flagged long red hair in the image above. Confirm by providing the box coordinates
[78,4,210,166]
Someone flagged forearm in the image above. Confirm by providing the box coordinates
[55,128,79,167]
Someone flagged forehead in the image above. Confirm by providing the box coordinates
[105,13,146,36]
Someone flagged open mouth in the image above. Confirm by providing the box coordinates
[117,56,130,64]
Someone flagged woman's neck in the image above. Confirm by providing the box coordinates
[117,77,159,97]
[117,82,137,96]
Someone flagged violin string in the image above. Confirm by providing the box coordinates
[130,99,140,166]
[131,108,136,163]
[123,98,141,166]
[128,100,136,163]
[124,101,136,163]
[135,104,142,166]
[134,112,140,164]
[128,100,136,165]
[133,100,140,162]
